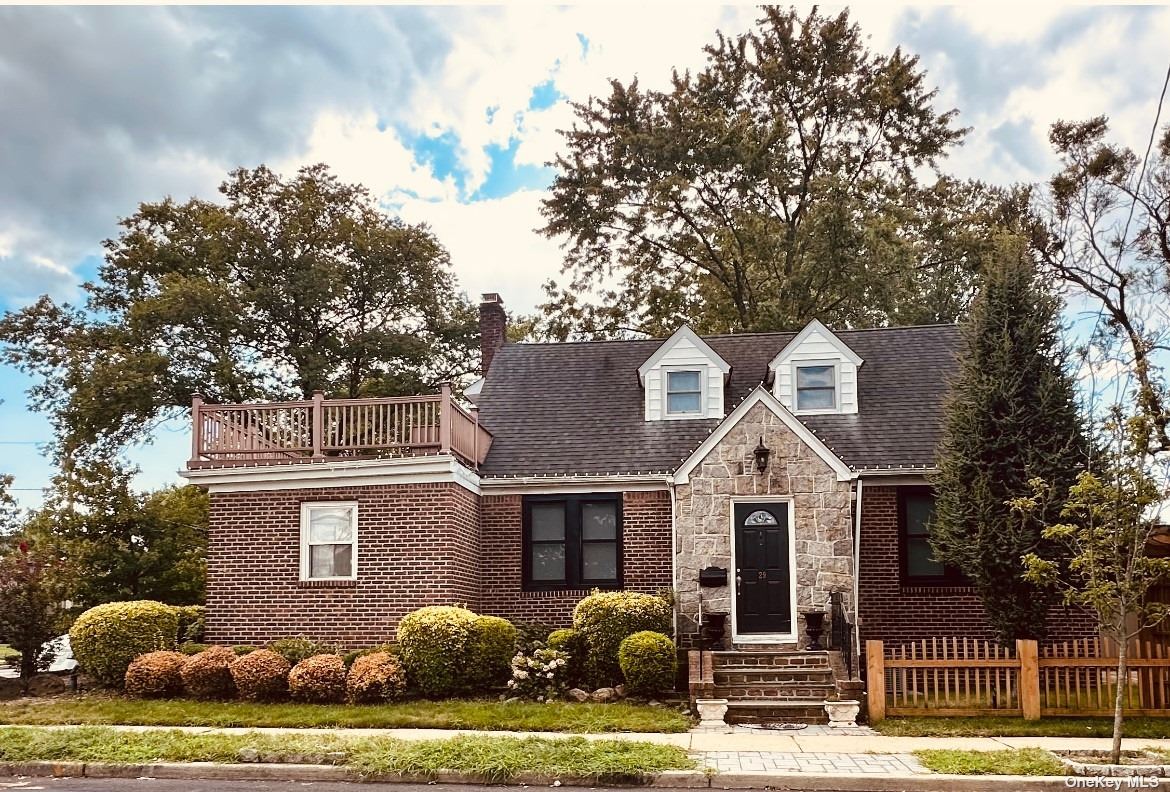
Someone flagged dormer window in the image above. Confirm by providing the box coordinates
[665,369,703,416]
[795,365,836,411]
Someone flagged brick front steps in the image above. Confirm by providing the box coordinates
[697,650,838,725]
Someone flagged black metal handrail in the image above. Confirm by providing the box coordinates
[829,591,854,680]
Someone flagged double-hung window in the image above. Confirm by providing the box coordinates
[899,488,963,585]
[300,502,358,581]
[523,494,621,589]
[795,364,836,411]
[665,369,703,416]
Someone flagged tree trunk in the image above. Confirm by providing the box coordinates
[1111,639,1127,765]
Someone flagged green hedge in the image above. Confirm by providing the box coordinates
[69,601,180,686]
[572,591,672,687]
[547,628,587,685]
[397,606,479,697]
[618,631,677,695]
[467,616,519,689]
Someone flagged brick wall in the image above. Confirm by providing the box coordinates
[206,482,481,648]
[479,490,673,626]
[857,485,1095,650]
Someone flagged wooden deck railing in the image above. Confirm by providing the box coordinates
[866,636,1170,721]
[188,384,492,469]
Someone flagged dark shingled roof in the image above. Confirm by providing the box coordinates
[475,324,960,478]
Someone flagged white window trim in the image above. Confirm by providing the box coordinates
[662,366,706,419]
[299,501,358,582]
[792,360,840,415]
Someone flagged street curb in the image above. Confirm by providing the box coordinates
[2,760,1160,789]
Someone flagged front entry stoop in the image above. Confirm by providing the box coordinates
[689,647,844,725]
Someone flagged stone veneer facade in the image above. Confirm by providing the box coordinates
[673,402,854,646]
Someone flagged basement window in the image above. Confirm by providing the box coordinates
[300,502,358,581]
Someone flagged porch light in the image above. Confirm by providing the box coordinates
[752,437,771,472]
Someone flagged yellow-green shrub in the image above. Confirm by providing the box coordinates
[396,606,478,697]
[267,637,338,667]
[124,650,186,698]
[173,605,205,643]
[467,615,518,689]
[180,646,236,699]
[69,601,180,686]
[288,653,347,703]
[546,627,587,685]
[618,631,677,695]
[346,651,405,703]
[572,591,672,686]
[230,650,290,701]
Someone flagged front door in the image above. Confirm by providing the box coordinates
[733,502,792,635]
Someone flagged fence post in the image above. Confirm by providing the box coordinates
[189,393,204,464]
[439,382,453,455]
[311,390,325,459]
[865,639,886,722]
[1018,639,1040,720]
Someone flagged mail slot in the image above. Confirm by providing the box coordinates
[698,566,728,587]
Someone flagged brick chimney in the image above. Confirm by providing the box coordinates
[479,293,507,376]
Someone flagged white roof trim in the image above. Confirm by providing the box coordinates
[464,377,483,404]
[180,454,481,495]
[673,385,855,485]
[637,325,731,384]
[767,319,863,369]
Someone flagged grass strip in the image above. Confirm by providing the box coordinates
[0,726,694,782]
[0,694,691,733]
[875,716,1170,739]
[914,748,1066,776]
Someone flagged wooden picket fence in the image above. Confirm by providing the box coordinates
[866,637,1170,721]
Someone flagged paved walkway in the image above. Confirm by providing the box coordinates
[698,749,928,775]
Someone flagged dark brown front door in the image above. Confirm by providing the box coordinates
[734,502,792,635]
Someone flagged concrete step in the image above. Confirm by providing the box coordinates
[713,682,838,700]
[724,699,829,725]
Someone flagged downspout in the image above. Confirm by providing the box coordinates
[667,475,679,640]
[852,476,864,677]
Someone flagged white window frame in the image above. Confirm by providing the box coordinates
[299,501,358,582]
[793,361,839,415]
[663,366,705,418]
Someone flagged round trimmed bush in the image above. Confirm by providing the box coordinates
[179,642,209,656]
[467,615,518,689]
[618,631,677,695]
[546,627,587,685]
[288,653,347,703]
[181,646,237,699]
[342,643,397,669]
[230,649,291,701]
[69,600,180,686]
[124,650,186,698]
[346,651,406,703]
[572,591,672,686]
[396,606,478,697]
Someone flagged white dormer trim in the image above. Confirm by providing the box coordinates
[640,325,730,421]
[638,326,730,383]
[464,377,483,404]
[768,319,863,415]
[673,386,855,485]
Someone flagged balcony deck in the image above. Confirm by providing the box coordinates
[187,385,492,470]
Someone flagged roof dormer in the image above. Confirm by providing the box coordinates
[768,320,863,415]
[638,326,730,421]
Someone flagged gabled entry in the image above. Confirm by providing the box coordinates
[732,500,795,640]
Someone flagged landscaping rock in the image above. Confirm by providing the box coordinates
[568,688,590,702]
[591,687,616,702]
[0,677,22,700]
[614,684,626,698]
[237,749,259,763]
[503,696,522,704]
[648,700,662,707]
[27,674,65,696]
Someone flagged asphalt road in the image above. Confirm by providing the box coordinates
[0,781,633,792]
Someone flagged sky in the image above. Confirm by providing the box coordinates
[1,3,1169,508]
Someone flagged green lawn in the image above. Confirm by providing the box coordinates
[875,716,1170,739]
[914,748,1065,776]
[0,694,692,733]
[0,726,694,781]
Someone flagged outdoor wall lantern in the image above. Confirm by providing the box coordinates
[752,437,771,472]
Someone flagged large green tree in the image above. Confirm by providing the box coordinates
[538,6,1022,339]
[930,236,1089,643]
[24,460,208,608]
[0,164,478,459]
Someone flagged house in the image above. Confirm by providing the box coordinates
[180,293,1095,716]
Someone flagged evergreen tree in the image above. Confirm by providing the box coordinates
[930,236,1088,643]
